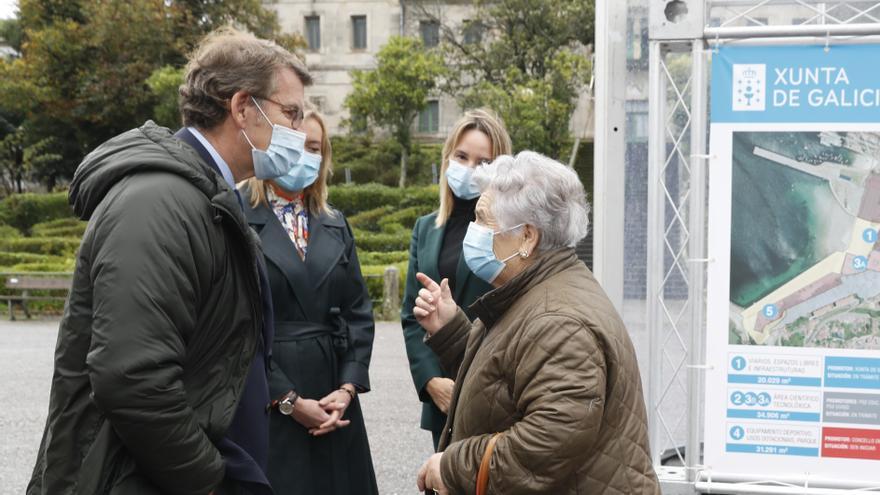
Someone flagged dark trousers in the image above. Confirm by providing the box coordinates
[217,479,271,495]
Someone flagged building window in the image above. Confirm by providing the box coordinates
[626,15,647,63]
[420,20,440,48]
[625,100,648,142]
[305,16,320,51]
[418,100,439,133]
[309,96,326,112]
[463,20,483,44]
[352,15,367,50]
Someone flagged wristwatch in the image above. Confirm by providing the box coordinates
[277,390,299,416]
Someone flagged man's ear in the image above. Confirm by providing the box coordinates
[229,90,252,129]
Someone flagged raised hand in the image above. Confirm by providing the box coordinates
[413,272,457,335]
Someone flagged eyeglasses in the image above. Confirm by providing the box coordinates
[259,96,304,129]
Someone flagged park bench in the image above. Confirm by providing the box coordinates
[1,273,72,321]
[0,267,399,321]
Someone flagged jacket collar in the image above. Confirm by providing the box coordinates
[173,127,253,242]
[469,247,580,330]
[418,215,444,282]
[174,127,220,178]
[242,187,346,320]
[418,213,476,301]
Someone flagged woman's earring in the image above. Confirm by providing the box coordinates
[520,250,529,258]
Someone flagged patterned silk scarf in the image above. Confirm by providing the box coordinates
[268,186,309,260]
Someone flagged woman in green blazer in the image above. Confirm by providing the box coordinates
[401,108,512,450]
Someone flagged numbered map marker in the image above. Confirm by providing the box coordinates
[863,228,877,244]
[744,392,758,406]
[730,426,745,441]
[853,256,868,272]
[762,304,779,319]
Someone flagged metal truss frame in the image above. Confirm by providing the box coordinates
[638,1,880,494]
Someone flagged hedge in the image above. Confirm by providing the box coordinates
[0,237,81,256]
[399,186,439,209]
[377,205,434,232]
[0,224,21,239]
[348,206,394,231]
[329,184,405,217]
[360,261,408,304]
[31,218,88,238]
[328,183,438,217]
[353,229,410,253]
[0,192,74,233]
[359,250,409,266]
[0,252,59,266]
[380,223,409,235]
[8,261,75,272]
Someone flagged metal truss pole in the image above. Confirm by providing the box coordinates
[592,0,627,311]
[686,39,709,481]
[646,39,666,467]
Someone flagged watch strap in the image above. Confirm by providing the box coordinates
[268,390,299,411]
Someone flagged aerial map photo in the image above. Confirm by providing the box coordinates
[729,131,880,349]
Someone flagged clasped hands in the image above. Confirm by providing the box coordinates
[288,385,356,436]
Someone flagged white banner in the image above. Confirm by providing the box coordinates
[706,44,880,486]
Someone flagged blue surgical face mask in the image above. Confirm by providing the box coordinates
[462,222,525,283]
[273,151,322,192]
[241,97,307,180]
[445,159,481,200]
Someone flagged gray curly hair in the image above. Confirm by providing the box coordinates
[179,27,312,129]
[473,151,590,251]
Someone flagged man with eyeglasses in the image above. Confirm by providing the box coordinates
[28,28,311,495]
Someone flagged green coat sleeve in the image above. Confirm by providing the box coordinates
[401,216,445,402]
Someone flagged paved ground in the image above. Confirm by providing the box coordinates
[0,310,688,494]
[0,319,56,494]
[0,319,432,495]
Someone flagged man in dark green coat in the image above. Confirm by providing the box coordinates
[27,28,311,495]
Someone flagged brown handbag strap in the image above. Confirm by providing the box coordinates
[476,433,502,495]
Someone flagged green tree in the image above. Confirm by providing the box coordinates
[0,17,23,53]
[344,36,446,188]
[0,122,62,194]
[460,51,590,158]
[146,66,185,129]
[0,0,300,190]
[414,0,594,159]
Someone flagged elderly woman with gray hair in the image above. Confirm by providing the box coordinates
[414,151,660,495]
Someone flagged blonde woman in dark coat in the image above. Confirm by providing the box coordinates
[242,110,378,494]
